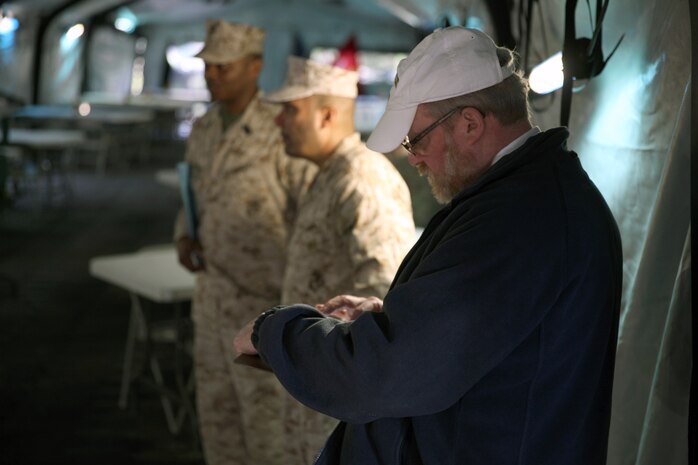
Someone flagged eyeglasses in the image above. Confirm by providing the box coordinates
[401,106,463,155]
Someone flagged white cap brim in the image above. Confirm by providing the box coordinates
[366,105,418,153]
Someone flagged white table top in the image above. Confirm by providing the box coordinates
[7,128,87,149]
[89,246,195,303]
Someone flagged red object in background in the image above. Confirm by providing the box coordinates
[333,36,358,71]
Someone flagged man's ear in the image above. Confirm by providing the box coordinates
[319,105,337,128]
[248,57,263,78]
[459,107,486,142]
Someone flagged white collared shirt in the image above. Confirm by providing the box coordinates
[490,126,541,166]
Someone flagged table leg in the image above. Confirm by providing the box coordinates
[117,293,198,437]
[173,302,199,440]
[148,350,180,433]
[118,293,145,409]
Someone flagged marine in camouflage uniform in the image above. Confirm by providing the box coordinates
[282,132,414,304]
[174,22,314,465]
[281,133,414,465]
[264,57,415,465]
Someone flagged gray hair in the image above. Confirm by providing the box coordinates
[424,46,531,125]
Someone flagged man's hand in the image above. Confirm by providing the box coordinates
[316,295,383,322]
[233,318,258,355]
[176,236,205,272]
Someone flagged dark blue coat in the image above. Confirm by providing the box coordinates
[256,128,623,465]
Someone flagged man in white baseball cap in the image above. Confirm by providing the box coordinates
[236,27,622,465]
[366,26,531,203]
[236,56,415,464]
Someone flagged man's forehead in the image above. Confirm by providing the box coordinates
[288,96,315,107]
[281,99,304,111]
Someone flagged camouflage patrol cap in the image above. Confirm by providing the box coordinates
[265,56,359,102]
[195,20,265,64]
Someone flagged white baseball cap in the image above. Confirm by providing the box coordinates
[366,27,514,152]
[265,56,358,102]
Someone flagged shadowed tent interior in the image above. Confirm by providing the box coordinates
[0,0,693,464]
[0,168,204,464]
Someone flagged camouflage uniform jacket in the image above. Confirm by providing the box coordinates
[282,132,415,305]
[175,94,314,329]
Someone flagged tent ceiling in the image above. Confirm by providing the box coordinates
[5,0,509,49]
[5,0,501,30]
[7,0,402,24]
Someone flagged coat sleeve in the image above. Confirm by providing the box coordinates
[256,196,567,424]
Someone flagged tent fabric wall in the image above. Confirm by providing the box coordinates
[28,0,418,103]
[138,0,420,95]
[85,27,135,96]
[0,15,39,103]
[608,80,691,465]
[39,23,85,104]
[527,0,691,463]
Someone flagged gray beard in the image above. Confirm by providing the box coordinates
[416,150,463,204]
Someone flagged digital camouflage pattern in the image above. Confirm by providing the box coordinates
[195,20,265,64]
[265,56,358,102]
[281,132,415,464]
[282,132,415,305]
[175,94,315,465]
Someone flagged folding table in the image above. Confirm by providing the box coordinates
[89,245,197,435]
